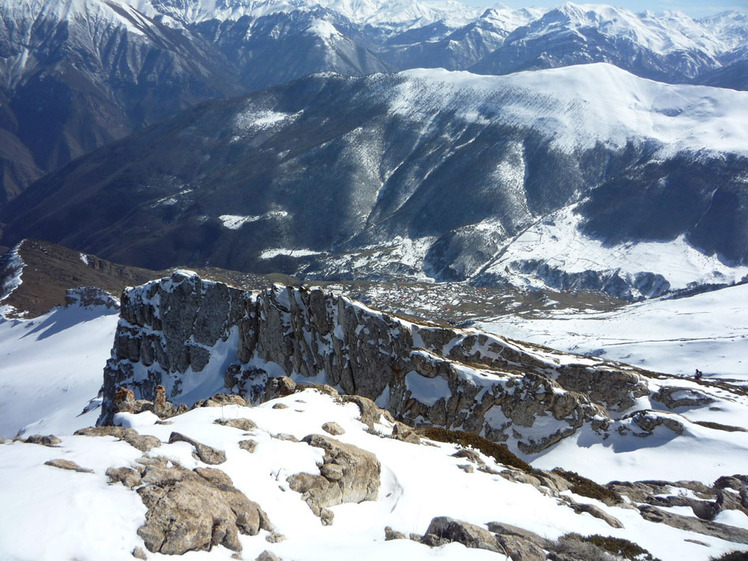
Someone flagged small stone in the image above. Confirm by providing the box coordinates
[391,423,420,444]
[256,551,282,561]
[272,403,288,410]
[44,459,94,473]
[215,418,258,431]
[320,508,335,526]
[265,532,286,543]
[239,439,258,453]
[322,422,345,436]
[168,432,226,465]
[273,433,298,442]
[25,434,61,447]
[385,526,406,541]
[457,464,474,473]
[107,467,142,488]
[132,546,148,559]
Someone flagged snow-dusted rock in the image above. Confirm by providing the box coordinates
[98,271,680,454]
[127,457,272,554]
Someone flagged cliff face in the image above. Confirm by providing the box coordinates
[101,271,656,453]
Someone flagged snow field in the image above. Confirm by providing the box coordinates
[4,388,746,560]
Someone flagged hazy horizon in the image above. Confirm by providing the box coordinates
[462,0,748,18]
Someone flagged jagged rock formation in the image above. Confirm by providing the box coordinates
[99,271,677,454]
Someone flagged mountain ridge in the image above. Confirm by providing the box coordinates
[1,0,746,202]
[3,64,747,299]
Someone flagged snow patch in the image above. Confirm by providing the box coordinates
[405,371,451,406]
[260,248,324,259]
[219,210,289,230]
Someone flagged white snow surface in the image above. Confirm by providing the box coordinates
[392,63,748,157]
[259,248,324,259]
[481,204,748,292]
[477,282,748,380]
[219,211,289,229]
[0,304,120,438]
[1,388,747,560]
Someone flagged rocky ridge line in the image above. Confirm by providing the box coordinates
[99,271,715,454]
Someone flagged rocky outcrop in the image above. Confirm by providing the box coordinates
[288,434,381,525]
[109,457,271,555]
[98,272,693,454]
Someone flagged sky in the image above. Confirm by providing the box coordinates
[471,0,748,17]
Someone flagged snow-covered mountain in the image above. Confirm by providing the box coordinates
[471,3,732,83]
[1,0,746,204]
[3,63,748,300]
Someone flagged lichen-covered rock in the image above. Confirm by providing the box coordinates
[122,458,271,555]
[288,435,380,524]
[75,426,161,452]
[214,417,257,431]
[322,422,345,436]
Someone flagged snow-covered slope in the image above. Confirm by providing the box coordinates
[477,282,748,380]
[1,357,748,559]
[0,302,119,438]
[1,388,746,561]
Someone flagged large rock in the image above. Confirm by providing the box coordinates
[288,435,380,524]
[116,457,272,555]
[99,273,709,454]
[423,517,501,552]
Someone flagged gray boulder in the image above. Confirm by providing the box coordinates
[288,434,380,524]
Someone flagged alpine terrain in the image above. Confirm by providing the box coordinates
[1,0,748,560]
